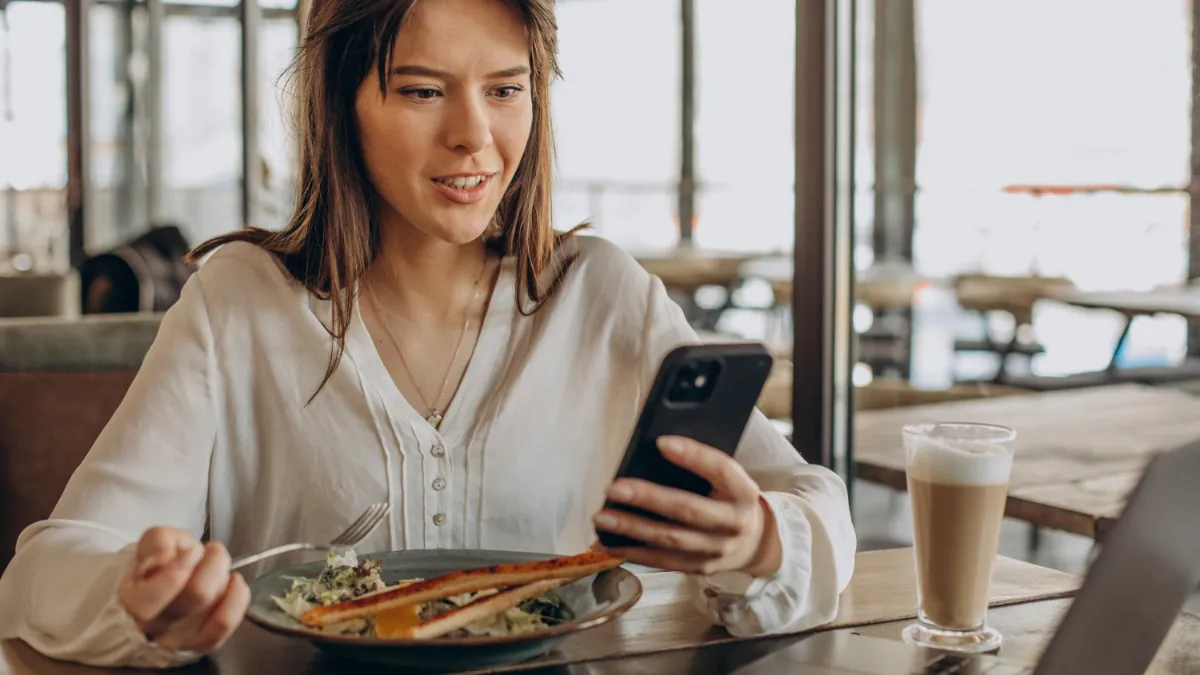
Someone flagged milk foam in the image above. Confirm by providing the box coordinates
[906,434,1012,486]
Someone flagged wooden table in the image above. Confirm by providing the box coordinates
[1009,286,1200,390]
[635,253,755,293]
[852,600,1200,675]
[1054,287,1200,318]
[854,384,1200,540]
[754,369,1030,421]
[1,548,1093,675]
[6,549,1197,674]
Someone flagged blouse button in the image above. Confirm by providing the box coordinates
[432,513,447,526]
[432,478,446,491]
[431,444,446,458]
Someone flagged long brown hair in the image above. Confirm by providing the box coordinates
[189,0,577,398]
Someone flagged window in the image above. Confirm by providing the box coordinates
[694,0,795,254]
[552,0,680,250]
[851,0,1193,387]
[162,13,241,243]
[913,0,1191,378]
[914,0,1190,287]
[0,1,68,272]
[88,3,145,252]
[259,17,298,230]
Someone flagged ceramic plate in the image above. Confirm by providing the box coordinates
[245,549,643,672]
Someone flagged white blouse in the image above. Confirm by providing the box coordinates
[0,236,857,668]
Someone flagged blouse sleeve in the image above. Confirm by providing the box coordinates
[0,273,219,668]
[637,273,857,636]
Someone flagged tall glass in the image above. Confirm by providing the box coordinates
[901,422,1016,654]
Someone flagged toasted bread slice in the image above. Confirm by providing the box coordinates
[301,551,622,627]
[403,579,566,640]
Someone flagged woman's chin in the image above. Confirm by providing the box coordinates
[410,222,493,247]
[439,227,492,246]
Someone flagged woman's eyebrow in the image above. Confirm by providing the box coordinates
[389,64,531,79]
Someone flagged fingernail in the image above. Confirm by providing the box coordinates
[182,543,205,566]
[658,436,685,455]
[594,512,618,529]
[608,482,633,502]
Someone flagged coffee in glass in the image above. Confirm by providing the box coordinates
[901,422,1015,654]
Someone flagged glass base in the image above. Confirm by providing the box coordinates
[902,621,1002,655]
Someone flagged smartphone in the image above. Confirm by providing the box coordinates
[597,341,774,549]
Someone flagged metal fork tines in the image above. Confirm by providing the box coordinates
[230,501,390,571]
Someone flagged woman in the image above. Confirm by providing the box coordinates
[0,0,856,667]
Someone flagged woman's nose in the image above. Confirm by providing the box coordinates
[444,94,493,155]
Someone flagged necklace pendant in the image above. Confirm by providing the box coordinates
[426,409,444,430]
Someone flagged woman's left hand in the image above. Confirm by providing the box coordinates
[592,435,783,578]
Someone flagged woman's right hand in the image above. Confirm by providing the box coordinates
[117,527,250,653]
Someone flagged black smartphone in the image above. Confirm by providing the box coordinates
[597,341,774,549]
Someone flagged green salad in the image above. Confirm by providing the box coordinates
[271,550,387,636]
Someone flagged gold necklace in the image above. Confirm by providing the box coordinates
[366,252,488,430]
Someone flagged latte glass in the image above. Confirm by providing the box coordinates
[901,422,1016,654]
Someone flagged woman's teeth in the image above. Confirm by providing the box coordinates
[437,176,486,189]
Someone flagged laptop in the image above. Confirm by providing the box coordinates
[729,437,1200,675]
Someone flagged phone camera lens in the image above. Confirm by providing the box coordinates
[666,360,721,404]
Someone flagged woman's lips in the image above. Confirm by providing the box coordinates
[431,174,493,205]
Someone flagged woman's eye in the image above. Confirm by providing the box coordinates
[491,85,525,100]
[400,87,441,100]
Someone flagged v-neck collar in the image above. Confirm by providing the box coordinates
[345,257,516,445]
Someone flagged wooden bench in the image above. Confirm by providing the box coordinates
[0,314,159,571]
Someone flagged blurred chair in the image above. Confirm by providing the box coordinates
[79,224,194,314]
[768,266,922,381]
[636,252,752,332]
[855,273,922,381]
[952,273,1074,382]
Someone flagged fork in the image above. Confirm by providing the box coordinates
[230,502,390,571]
